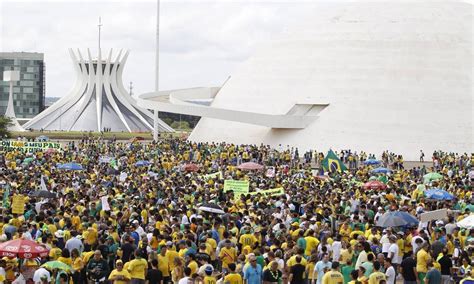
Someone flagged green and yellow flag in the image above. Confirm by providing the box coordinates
[321,150,347,173]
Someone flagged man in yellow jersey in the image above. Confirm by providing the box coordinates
[219,240,237,273]
[224,263,243,284]
[157,246,170,283]
[368,261,386,284]
[322,262,344,284]
[127,250,148,284]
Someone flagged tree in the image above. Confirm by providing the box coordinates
[0,116,12,138]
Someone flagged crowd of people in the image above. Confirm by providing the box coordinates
[0,136,472,284]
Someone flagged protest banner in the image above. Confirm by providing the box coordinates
[0,140,62,153]
[12,195,25,214]
[224,180,249,196]
[249,187,285,197]
[420,208,448,223]
[202,172,223,180]
[101,196,110,211]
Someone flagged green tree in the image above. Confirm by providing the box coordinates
[170,121,190,130]
[0,116,12,138]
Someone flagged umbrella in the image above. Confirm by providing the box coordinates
[57,163,83,171]
[183,163,199,172]
[457,214,474,229]
[363,180,387,190]
[41,261,72,272]
[371,167,391,174]
[198,203,225,214]
[37,135,49,141]
[135,160,151,167]
[423,172,443,182]
[29,191,57,199]
[369,176,378,181]
[0,239,49,258]
[364,159,381,165]
[22,157,35,165]
[237,162,264,171]
[424,188,454,201]
[376,211,419,227]
[292,172,306,179]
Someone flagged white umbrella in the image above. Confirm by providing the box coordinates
[457,214,474,229]
[198,203,225,214]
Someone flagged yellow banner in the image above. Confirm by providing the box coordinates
[249,187,285,197]
[12,195,25,214]
[0,140,62,153]
[224,180,249,196]
[202,172,223,180]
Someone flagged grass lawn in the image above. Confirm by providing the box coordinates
[10,130,189,140]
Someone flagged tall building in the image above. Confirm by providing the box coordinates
[0,52,45,119]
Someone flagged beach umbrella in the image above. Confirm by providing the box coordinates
[376,211,419,227]
[29,190,57,199]
[41,261,72,273]
[198,203,225,214]
[423,172,443,183]
[371,167,391,174]
[424,188,454,201]
[183,163,199,172]
[364,159,381,165]
[0,239,49,258]
[135,160,151,167]
[364,180,387,190]
[57,163,83,171]
[237,162,264,171]
[457,215,474,229]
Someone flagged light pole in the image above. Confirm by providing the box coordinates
[153,0,160,141]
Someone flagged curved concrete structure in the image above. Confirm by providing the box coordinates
[182,1,473,160]
[24,49,173,133]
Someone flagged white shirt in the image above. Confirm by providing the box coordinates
[381,235,390,253]
[178,277,191,284]
[388,243,400,264]
[331,241,342,262]
[385,266,396,284]
[12,274,25,284]
[411,236,424,253]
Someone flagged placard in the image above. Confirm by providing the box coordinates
[224,180,249,196]
[0,140,62,153]
[420,208,448,223]
[12,195,25,214]
[249,187,284,197]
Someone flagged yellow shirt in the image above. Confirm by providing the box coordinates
[416,249,431,273]
[49,247,62,260]
[108,269,131,284]
[72,257,84,271]
[368,271,386,284]
[166,250,180,270]
[339,249,353,264]
[224,273,243,284]
[219,247,237,269]
[203,276,217,284]
[57,257,72,266]
[307,262,316,279]
[239,234,257,248]
[304,236,320,256]
[157,254,170,277]
[188,260,199,276]
[127,257,148,280]
[322,270,344,284]
[286,255,307,267]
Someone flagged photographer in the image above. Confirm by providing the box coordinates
[87,250,109,284]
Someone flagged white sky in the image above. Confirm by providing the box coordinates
[0,0,317,98]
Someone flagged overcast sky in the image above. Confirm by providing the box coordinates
[0,0,316,98]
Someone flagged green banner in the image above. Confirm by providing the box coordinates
[224,180,249,196]
[0,140,62,153]
[249,187,285,197]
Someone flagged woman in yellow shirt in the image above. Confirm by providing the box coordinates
[108,260,131,284]
[71,249,84,284]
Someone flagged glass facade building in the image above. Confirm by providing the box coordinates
[0,52,45,118]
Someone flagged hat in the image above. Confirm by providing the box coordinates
[166,241,173,246]
[435,220,444,226]
[54,230,64,238]
[132,220,139,224]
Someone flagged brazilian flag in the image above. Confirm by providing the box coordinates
[321,150,347,173]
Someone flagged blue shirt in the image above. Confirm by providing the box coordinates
[244,264,262,284]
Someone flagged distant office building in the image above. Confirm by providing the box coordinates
[0,52,45,118]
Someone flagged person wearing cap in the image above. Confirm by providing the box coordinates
[108,260,131,284]
[321,261,343,284]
